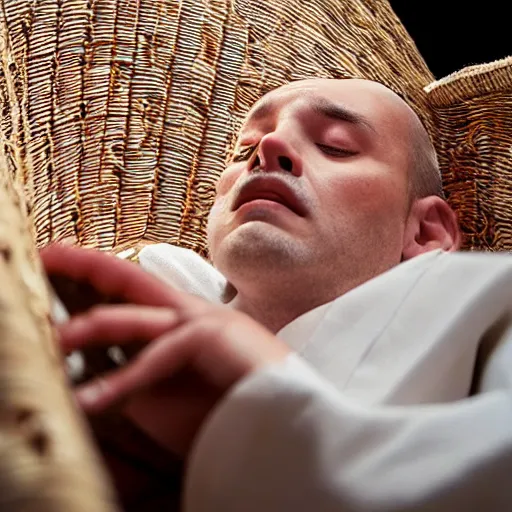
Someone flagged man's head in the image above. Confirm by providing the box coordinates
[207,78,460,316]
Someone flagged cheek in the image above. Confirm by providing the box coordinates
[208,164,245,252]
[320,173,407,222]
[207,196,230,258]
[207,204,218,230]
[216,164,243,196]
[207,202,223,244]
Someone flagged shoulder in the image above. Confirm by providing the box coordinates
[443,250,512,266]
[431,250,512,283]
[403,249,512,282]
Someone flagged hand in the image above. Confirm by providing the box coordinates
[42,245,290,459]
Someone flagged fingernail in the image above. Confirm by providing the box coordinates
[76,380,107,407]
[76,385,101,407]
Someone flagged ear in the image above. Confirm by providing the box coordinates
[402,196,461,261]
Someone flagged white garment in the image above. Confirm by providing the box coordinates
[139,244,512,511]
[138,243,227,303]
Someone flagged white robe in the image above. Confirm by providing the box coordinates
[139,244,512,511]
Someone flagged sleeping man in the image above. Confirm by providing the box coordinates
[44,78,512,511]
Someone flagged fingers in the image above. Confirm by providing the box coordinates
[73,313,278,413]
[75,325,199,413]
[59,305,182,351]
[41,244,190,309]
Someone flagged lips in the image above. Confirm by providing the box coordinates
[232,176,307,217]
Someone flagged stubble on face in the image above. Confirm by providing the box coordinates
[207,166,319,281]
[221,221,308,273]
[208,78,417,295]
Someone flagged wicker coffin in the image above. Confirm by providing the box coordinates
[0,0,437,256]
[0,1,511,510]
[426,57,512,251]
[0,159,118,509]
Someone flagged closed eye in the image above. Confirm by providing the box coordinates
[316,143,357,158]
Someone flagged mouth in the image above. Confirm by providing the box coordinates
[232,177,307,217]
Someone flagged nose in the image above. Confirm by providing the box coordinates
[251,131,302,177]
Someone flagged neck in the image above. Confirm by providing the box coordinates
[226,281,341,334]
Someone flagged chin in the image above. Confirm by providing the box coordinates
[215,221,307,278]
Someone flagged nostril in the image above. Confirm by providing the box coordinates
[278,156,293,173]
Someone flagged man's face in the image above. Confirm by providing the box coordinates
[207,78,415,293]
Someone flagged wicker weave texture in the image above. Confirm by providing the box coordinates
[0,0,434,254]
[0,126,118,512]
[426,57,512,251]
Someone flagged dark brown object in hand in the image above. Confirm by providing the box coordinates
[50,273,185,511]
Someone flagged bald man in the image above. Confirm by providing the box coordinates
[44,79,512,511]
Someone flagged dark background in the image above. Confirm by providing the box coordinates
[390,1,509,78]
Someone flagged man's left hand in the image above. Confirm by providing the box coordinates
[42,245,290,459]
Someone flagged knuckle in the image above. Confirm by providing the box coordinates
[190,313,226,339]
[189,309,239,345]
[86,306,113,334]
[88,305,109,323]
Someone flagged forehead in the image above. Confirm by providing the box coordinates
[244,78,411,137]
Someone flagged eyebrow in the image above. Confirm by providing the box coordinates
[245,95,376,135]
[246,98,273,123]
[310,97,376,134]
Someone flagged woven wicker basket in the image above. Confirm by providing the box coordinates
[1,0,508,256]
[0,0,437,256]
[0,160,117,509]
[427,57,512,251]
[0,0,510,509]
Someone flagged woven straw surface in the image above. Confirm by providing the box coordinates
[0,0,434,254]
[0,0,510,255]
[426,57,512,251]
